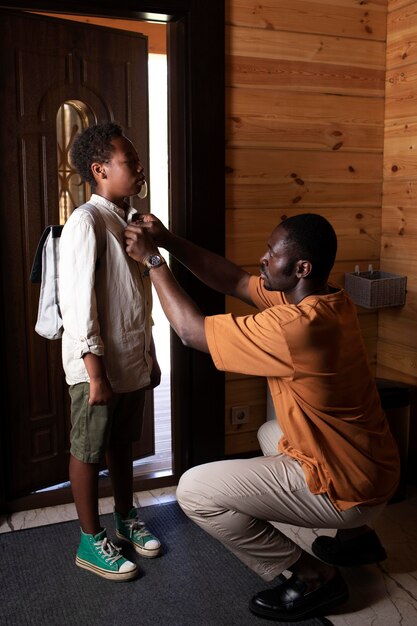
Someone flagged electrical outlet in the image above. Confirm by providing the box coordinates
[231,405,250,425]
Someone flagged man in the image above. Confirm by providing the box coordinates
[125,212,400,621]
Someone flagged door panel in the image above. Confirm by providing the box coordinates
[0,10,153,498]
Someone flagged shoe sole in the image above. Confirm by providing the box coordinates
[115,530,162,558]
[249,588,349,622]
[75,556,138,581]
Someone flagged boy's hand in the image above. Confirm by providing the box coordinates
[88,376,113,406]
[125,224,159,264]
[132,213,169,246]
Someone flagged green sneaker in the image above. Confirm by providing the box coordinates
[75,528,138,581]
[115,508,162,558]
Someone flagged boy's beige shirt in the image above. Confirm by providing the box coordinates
[59,194,153,393]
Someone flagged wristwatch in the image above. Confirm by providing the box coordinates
[143,253,166,275]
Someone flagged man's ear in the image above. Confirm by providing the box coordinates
[91,161,107,181]
[296,260,312,278]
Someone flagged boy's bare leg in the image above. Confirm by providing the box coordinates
[106,442,133,518]
[69,454,101,535]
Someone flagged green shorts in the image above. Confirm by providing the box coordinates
[69,382,146,463]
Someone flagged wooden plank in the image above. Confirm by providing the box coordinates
[226,148,383,208]
[226,183,382,209]
[383,179,417,207]
[387,17,417,68]
[376,364,417,386]
[227,56,385,97]
[226,88,384,151]
[381,206,417,237]
[226,208,381,265]
[383,124,417,180]
[226,376,266,407]
[225,430,262,455]
[385,65,417,119]
[380,233,417,262]
[226,0,387,41]
[226,148,383,182]
[227,26,386,68]
[377,257,416,289]
[388,0,415,14]
[379,310,417,345]
[376,339,417,380]
[384,118,417,141]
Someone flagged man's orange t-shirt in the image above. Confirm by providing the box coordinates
[205,276,400,511]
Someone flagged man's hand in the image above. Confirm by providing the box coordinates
[131,213,170,247]
[125,224,159,263]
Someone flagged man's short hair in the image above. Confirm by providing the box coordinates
[70,122,124,186]
[280,213,337,281]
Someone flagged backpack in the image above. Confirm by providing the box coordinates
[30,203,107,340]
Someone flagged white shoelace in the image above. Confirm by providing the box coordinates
[95,536,123,564]
[124,518,150,539]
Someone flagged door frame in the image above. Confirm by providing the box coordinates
[0,0,225,512]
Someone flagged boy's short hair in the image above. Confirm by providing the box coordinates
[70,122,124,186]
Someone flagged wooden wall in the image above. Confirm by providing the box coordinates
[380,0,417,388]
[380,0,417,480]
[224,0,388,455]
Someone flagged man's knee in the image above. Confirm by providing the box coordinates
[176,467,193,511]
[257,420,281,456]
[177,463,210,514]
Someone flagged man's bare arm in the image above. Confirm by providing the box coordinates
[130,215,254,306]
[125,226,208,352]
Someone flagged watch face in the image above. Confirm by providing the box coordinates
[149,254,162,266]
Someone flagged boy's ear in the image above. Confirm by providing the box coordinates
[91,161,107,181]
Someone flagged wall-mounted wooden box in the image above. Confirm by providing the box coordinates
[344,271,407,309]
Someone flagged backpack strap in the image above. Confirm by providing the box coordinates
[30,203,107,284]
[30,224,63,284]
[77,202,107,260]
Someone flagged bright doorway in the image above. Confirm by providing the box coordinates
[133,51,172,478]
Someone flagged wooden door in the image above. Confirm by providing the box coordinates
[0,10,154,499]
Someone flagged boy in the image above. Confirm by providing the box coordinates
[59,122,162,581]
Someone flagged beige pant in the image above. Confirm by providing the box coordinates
[177,420,386,581]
